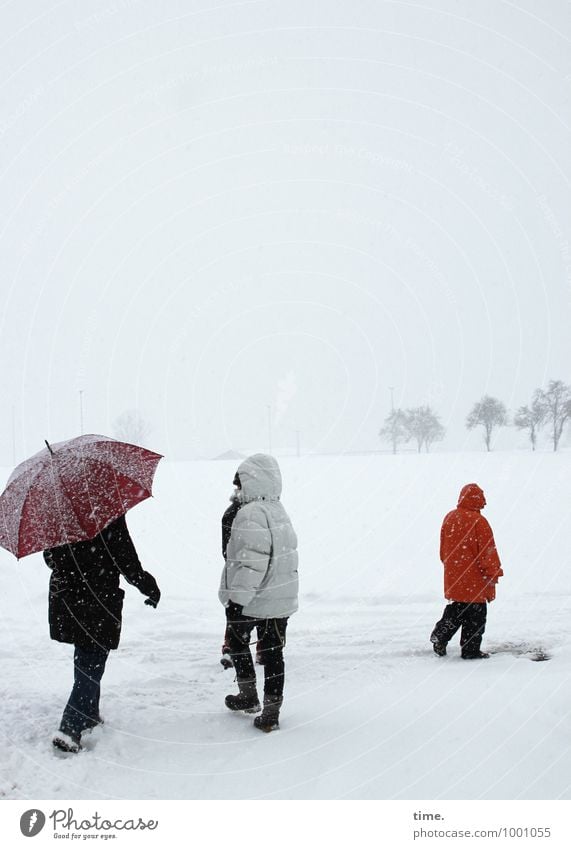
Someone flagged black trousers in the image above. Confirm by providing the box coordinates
[431,602,487,657]
[225,609,288,699]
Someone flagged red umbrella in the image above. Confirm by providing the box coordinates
[0,434,163,559]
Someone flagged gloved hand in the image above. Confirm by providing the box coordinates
[145,588,161,608]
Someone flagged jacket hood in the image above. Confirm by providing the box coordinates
[236,453,282,501]
[457,483,486,511]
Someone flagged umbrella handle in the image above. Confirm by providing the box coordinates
[44,440,55,455]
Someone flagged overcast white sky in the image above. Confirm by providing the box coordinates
[0,0,569,461]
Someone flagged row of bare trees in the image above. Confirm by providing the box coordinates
[113,382,571,455]
[467,380,571,452]
[380,380,571,453]
[517,380,571,452]
[380,406,445,454]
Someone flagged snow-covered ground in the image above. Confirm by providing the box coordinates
[1,451,570,800]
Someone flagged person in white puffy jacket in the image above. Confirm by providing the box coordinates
[219,453,298,731]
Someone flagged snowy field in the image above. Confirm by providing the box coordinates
[1,451,570,800]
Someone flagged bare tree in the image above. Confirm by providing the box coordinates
[466,395,508,451]
[405,406,445,453]
[535,380,571,452]
[513,391,544,451]
[379,408,408,454]
[113,409,151,446]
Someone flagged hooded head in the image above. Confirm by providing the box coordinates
[457,483,486,511]
[235,453,282,502]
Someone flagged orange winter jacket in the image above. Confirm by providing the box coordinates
[440,483,503,604]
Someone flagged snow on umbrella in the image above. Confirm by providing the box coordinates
[0,434,163,559]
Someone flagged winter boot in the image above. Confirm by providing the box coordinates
[225,681,261,714]
[430,634,447,656]
[462,650,490,660]
[52,730,82,754]
[84,715,104,732]
[253,694,282,732]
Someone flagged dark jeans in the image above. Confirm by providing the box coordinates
[431,602,487,657]
[59,645,109,739]
[225,609,288,699]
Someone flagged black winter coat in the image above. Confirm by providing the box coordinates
[44,514,159,651]
[221,497,241,559]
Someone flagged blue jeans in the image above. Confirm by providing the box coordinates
[59,645,109,739]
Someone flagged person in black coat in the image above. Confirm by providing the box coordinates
[44,513,160,753]
[220,474,242,668]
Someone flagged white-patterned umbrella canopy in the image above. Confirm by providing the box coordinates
[0,434,162,558]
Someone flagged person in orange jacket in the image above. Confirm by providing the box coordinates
[430,483,503,659]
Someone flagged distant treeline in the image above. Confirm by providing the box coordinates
[379,380,571,453]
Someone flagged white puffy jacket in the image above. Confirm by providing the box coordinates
[218,454,298,618]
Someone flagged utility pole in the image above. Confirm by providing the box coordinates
[79,390,84,435]
[389,386,395,412]
[295,430,301,458]
[266,404,272,455]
